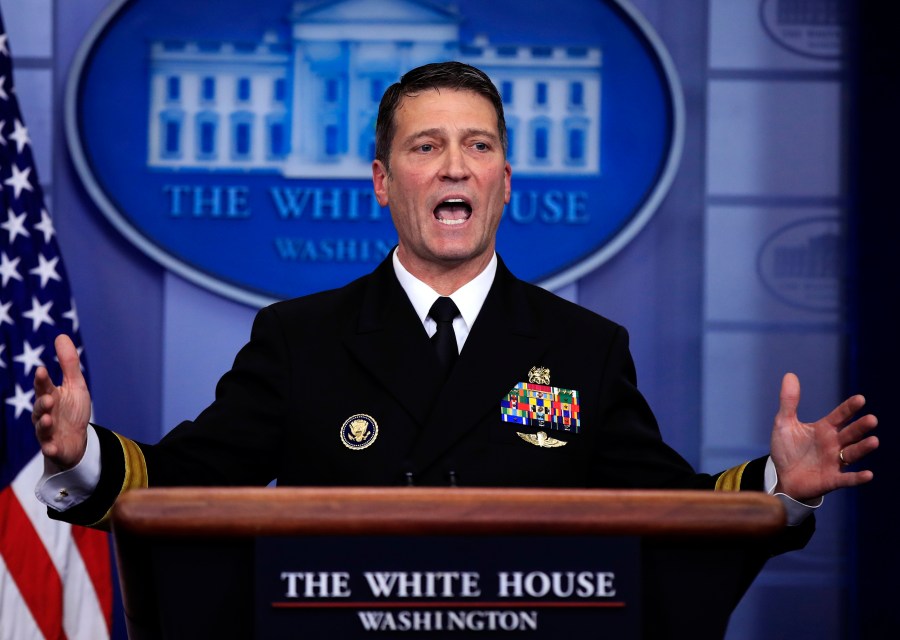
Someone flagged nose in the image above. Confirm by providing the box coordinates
[440,145,470,181]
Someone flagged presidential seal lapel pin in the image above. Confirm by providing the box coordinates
[517,430,567,448]
[499,366,581,433]
[340,414,378,450]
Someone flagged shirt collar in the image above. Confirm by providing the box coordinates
[392,249,497,334]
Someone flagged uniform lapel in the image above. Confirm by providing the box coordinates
[342,256,444,427]
[407,259,553,474]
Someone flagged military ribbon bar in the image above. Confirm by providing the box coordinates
[500,382,581,433]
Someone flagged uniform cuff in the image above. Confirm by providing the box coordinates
[765,456,823,526]
[34,425,101,511]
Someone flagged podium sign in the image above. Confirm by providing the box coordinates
[111,487,785,639]
[255,535,641,637]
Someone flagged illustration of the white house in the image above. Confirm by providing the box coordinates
[147,0,602,177]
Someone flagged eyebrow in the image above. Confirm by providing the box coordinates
[400,127,500,147]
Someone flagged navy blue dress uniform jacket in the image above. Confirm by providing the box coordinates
[50,253,813,552]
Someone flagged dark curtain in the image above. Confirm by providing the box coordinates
[847,2,899,638]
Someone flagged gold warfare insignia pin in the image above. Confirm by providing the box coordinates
[340,414,378,450]
[528,366,551,385]
[517,430,567,448]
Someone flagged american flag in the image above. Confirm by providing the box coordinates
[0,11,113,640]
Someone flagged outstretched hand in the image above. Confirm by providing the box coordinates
[771,373,879,502]
[32,334,92,470]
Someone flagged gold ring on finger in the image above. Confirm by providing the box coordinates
[839,448,850,467]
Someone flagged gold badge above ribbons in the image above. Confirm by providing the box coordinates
[340,414,379,451]
[528,366,551,385]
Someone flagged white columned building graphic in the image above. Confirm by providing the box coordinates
[147,0,602,178]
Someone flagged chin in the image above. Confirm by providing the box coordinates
[434,248,489,267]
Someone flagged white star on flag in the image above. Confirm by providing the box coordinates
[13,339,45,376]
[2,207,29,243]
[0,250,21,285]
[0,298,11,325]
[3,162,32,199]
[4,382,33,419]
[34,208,55,242]
[29,253,61,288]
[21,295,54,331]
[7,118,28,154]
[63,297,80,332]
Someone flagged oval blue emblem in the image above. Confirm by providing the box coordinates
[759,0,846,60]
[68,0,683,306]
[756,217,842,312]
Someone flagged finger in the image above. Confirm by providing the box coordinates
[54,334,86,389]
[777,372,800,422]
[35,414,56,444]
[837,414,879,445]
[33,366,55,397]
[833,469,875,488]
[40,441,59,459]
[839,435,880,465]
[32,392,54,425]
[33,390,54,429]
[824,394,868,429]
[36,411,56,435]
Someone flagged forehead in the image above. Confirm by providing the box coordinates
[392,88,498,136]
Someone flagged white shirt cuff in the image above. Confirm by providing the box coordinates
[765,456,822,526]
[34,425,102,512]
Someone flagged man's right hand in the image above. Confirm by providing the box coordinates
[32,334,92,470]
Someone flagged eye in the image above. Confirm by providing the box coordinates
[473,142,489,151]
[418,143,434,153]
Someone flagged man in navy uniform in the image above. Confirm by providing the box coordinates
[33,62,877,538]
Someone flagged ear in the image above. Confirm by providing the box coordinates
[503,161,512,204]
[372,159,390,207]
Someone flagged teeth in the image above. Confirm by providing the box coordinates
[436,199,472,210]
[433,198,472,225]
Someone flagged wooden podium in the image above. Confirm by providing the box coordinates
[111,487,785,639]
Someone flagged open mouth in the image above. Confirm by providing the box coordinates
[433,198,472,226]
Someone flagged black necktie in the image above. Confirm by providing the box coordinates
[429,296,459,377]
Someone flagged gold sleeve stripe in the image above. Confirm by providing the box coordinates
[117,434,149,493]
[89,434,149,529]
[714,461,749,492]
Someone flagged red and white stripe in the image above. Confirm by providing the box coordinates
[0,454,112,640]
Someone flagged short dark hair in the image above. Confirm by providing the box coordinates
[374,61,507,169]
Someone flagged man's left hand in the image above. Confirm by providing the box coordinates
[771,372,879,502]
